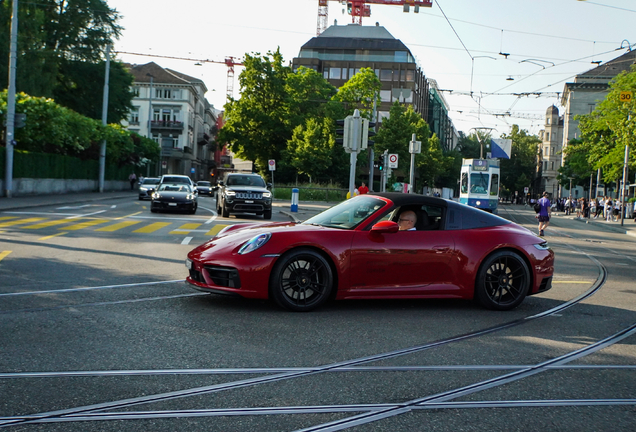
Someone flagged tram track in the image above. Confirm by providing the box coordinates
[4,205,635,430]
[0,241,610,429]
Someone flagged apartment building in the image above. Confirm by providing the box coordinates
[124,62,218,181]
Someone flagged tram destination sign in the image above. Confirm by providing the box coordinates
[472,159,489,172]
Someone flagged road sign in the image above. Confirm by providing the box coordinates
[620,91,633,103]
[268,159,276,171]
[161,161,167,169]
[388,153,398,168]
[524,187,529,194]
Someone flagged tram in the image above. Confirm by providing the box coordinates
[459,158,500,213]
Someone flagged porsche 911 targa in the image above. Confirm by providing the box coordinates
[186,193,554,312]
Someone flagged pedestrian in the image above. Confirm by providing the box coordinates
[537,191,551,236]
[129,172,137,190]
[358,182,369,195]
[565,197,571,215]
[605,196,613,221]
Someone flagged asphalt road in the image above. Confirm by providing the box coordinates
[0,197,634,431]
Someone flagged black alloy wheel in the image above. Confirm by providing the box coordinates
[475,251,530,311]
[270,249,333,312]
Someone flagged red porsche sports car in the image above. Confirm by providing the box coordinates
[186,193,554,312]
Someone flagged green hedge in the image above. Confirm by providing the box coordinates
[0,149,139,181]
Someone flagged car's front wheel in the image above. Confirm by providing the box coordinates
[475,251,530,311]
[263,209,272,219]
[270,249,333,312]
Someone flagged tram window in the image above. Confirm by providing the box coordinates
[490,174,499,196]
[461,173,468,194]
[470,173,489,194]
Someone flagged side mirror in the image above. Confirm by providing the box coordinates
[370,220,399,234]
[218,181,225,187]
[213,186,219,191]
[266,182,272,190]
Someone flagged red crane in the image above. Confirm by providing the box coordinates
[317,0,433,35]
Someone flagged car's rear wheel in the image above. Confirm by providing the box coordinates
[475,251,530,311]
[270,249,333,312]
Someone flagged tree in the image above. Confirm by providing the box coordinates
[218,49,292,179]
[332,68,381,118]
[499,125,541,194]
[0,1,132,122]
[373,102,448,188]
[287,117,335,181]
[577,64,636,183]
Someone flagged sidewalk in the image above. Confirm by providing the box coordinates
[538,207,636,239]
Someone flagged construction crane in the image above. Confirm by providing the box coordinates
[116,51,243,103]
[317,0,433,35]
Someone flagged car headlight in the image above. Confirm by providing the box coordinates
[186,194,195,200]
[225,190,236,196]
[238,233,271,255]
[533,241,550,250]
[262,191,271,198]
[140,187,148,191]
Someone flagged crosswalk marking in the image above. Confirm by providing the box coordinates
[61,219,110,231]
[206,224,229,236]
[0,251,11,261]
[170,223,202,235]
[0,217,45,228]
[24,219,74,229]
[0,217,18,221]
[96,221,142,232]
[132,222,171,233]
[39,232,67,241]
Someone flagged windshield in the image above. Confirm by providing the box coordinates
[470,172,489,194]
[197,181,211,186]
[227,175,265,187]
[142,178,159,185]
[163,177,190,184]
[302,196,386,229]
[159,184,192,193]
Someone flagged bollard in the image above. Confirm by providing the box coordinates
[291,188,299,212]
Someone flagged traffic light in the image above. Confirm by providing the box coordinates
[335,117,352,148]
[377,154,384,171]
[361,119,376,149]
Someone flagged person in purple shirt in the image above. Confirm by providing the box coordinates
[537,191,551,236]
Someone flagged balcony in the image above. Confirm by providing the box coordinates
[197,133,210,145]
[151,120,184,133]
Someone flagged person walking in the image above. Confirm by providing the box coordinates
[537,192,551,236]
[129,172,137,190]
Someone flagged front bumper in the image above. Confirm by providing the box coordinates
[151,200,196,211]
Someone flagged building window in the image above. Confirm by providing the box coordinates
[550,161,554,170]
[380,69,393,81]
[329,68,342,79]
[392,88,413,103]
[378,111,390,122]
[349,68,355,79]
[323,68,329,79]
[132,87,140,97]
[547,117,551,125]
[544,147,548,156]
[546,132,550,141]
[380,90,391,102]
[552,147,555,155]
[129,107,139,124]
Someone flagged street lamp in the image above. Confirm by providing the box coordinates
[146,73,154,139]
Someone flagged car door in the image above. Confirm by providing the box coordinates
[347,215,457,297]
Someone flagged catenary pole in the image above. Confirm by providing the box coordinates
[98,45,111,193]
[4,0,18,198]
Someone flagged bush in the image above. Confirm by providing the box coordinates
[273,182,347,202]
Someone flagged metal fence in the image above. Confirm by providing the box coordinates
[273,186,348,202]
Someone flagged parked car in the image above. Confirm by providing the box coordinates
[215,173,272,219]
[196,181,214,196]
[186,193,555,312]
[151,183,198,214]
[138,177,160,200]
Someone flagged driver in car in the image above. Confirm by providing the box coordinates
[398,211,417,231]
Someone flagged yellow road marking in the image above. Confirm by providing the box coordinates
[0,251,12,261]
[24,219,73,229]
[0,216,18,221]
[206,224,229,236]
[0,217,45,228]
[552,281,593,284]
[133,222,171,233]
[96,221,142,232]
[39,232,67,240]
[61,219,110,231]
[115,212,142,220]
[169,223,201,235]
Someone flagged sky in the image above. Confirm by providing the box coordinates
[106,0,636,137]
